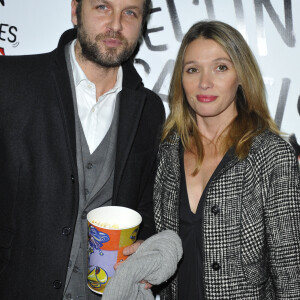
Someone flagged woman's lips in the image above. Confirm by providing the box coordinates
[196,95,218,102]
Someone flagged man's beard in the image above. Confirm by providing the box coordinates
[77,23,138,68]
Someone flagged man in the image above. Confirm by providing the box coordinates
[0,0,165,299]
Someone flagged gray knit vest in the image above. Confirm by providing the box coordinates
[64,98,120,300]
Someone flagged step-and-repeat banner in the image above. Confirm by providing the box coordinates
[0,0,299,162]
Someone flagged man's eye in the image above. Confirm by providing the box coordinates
[216,65,228,72]
[124,10,136,16]
[97,5,108,10]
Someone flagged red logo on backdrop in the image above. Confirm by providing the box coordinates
[0,48,5,55]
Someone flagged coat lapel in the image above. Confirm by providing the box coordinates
[112,87,146,203]
[51,29,78,172]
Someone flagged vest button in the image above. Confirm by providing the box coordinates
[81,211,87,219]
[53,280,62,289]
[71,175,75,183]
[73,265,80,273]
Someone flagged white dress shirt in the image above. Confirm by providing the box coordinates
[69,39,123,154]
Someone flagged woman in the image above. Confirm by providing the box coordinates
[153,20,300,299]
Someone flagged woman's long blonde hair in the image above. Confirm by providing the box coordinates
[162,20,279,174]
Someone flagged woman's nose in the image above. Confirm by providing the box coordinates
[198,71,213,89]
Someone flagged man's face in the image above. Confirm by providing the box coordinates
[71,0,144,68]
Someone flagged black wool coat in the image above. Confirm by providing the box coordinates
[0,29,165,299]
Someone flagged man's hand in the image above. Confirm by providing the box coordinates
[114,240,152,289]
[114,240,144,270]
[123,239,143,256]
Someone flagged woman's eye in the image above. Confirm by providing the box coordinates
[186,67,198,73]
[216,65,228,72]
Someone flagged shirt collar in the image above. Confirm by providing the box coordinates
[69,39,123,94]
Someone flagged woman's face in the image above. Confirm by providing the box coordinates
[182,38,240,125]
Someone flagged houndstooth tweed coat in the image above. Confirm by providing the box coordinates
[153,130,300,299]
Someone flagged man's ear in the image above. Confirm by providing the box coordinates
[71,0,78,26]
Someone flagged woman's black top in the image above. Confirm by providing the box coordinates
[177,143,232,299]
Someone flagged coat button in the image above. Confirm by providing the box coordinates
[71,175,75,183]
[87,163,93,169]
[211,262,221,271]
[53,280,62,289]
[62,227,71,236]
[211,205,220,215]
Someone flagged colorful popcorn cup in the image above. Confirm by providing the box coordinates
[87,206,142,294]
